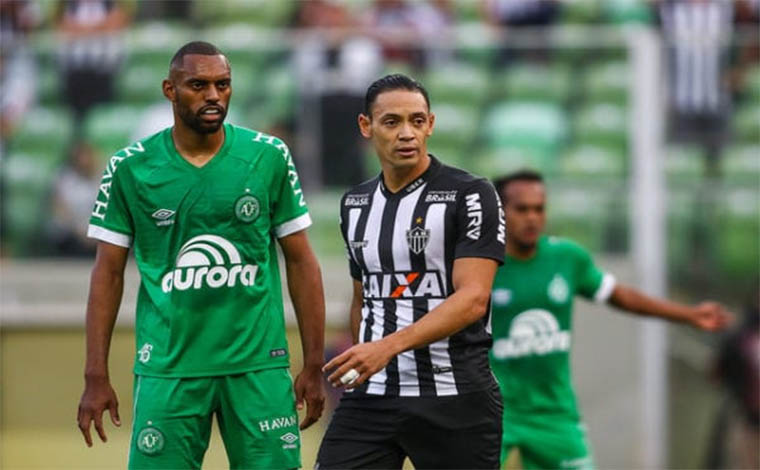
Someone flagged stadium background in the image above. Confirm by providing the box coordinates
[0,0,758,468]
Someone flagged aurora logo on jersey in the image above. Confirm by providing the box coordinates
[161,234,258,293]
[362,271,445,299]
[491,309,570,359]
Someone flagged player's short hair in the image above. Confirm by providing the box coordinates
[493,169,544,204]
[170,41,226,70]
[364,74,431,116]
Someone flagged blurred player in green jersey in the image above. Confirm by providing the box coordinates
[76,41,326,469]
[490,170,732,470]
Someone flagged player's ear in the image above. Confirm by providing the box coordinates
[358,113,372,139]
[162,79,175,102]
[426,112,435,136]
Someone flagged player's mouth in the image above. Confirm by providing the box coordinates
[395,146,417,158]
[199,106,225,122]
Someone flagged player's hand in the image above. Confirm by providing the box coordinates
[323,340,395,390]
[77,375,121,447]
[690,301,733,331]
[293,364,325,430]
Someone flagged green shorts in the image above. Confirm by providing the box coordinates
[128,367,300,470]
[501,411,594,470]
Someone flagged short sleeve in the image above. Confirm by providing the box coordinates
[573,243,616,302]
[339,198,363,281]
[87,157,134,248]
[453,179,506,264]
[270,139,312,238]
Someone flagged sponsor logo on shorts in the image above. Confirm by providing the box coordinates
[138,343,153,364]
[136,426,165,455]
[492,309,571,359]
[258,415,297,432]
[269,348,287,358]
[280,432,298,450]
[161,235,257,293]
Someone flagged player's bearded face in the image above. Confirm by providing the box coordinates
[505,182,546,249]
[360,90,434,171]
[171,54,231,134]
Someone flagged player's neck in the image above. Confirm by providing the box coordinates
[171,124,225,168]
[382,153,431,193]
[506,240,538,260]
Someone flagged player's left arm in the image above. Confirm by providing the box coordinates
[608,285,733,331]
[324,257,498,388]
[278,230,326,430]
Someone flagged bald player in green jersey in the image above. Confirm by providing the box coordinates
[489,170,732,470]
[76,41,326,469]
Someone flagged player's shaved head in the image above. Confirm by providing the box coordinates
[169,41,227,75]
[493,170,544,205]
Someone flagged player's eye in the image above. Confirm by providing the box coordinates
[383,119,397,127]
[191,81,204,90]
[217,80,230,89]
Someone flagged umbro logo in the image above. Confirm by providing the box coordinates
[152,209,175,226]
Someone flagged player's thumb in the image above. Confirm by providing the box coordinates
[109,404,121,426]
[294,381,305,410]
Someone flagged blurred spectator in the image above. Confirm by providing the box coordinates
[482,0,561,64]
[657,0,734,172]
[362,0,454,68]
[706,289,760,469]
[54,0,132,126]
[293,0,382,187]
[135,0,192,22]
[47,141,101,256]
[0,0,40,141]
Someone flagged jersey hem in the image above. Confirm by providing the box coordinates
[133,359,290,378]
[275,212,312,238]
[87,224,133,248]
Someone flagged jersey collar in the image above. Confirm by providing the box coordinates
[378,154,441,198]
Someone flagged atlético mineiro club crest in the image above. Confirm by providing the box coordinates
[406,226,430,254]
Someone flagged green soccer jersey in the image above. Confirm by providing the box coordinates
[489,236,616,419]
[87,123,311,377]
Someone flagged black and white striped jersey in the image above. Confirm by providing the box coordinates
[339,156,506,397]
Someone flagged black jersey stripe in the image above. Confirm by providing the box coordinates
[378,192,401,395]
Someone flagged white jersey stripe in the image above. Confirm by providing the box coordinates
[424,204,456,395]
[392,184,426,396]
[362,186,387,395]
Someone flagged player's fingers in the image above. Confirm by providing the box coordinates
[326,362,360,386]
[93,410,108,443]
[294,381,306,410]
[322,350,351,373]
[108,402,121,427]
[300,393,325,430]
[78,410,94,447]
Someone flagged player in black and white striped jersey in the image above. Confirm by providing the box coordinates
[317,74,506,469]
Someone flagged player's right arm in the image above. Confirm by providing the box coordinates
[77,241,127,447]
[349,280,363,344]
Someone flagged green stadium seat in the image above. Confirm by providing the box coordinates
[561,0,601,24]
[664,145,705,183]
[572,102,627,151]
[559,144,627,178]
[424,61,491,106]
[744,64,760,102]
[428,102,479,157]
[584,61,629,104]
[126,22,191,63]
[83,104,142,155]
[722,144,760,182]
[9,107,73,156]
[3,151,60,255]
[732,103,760,143]
[496,62,573,104]
[547,183,607,252]
[666,187,699,279]
[118,62,167,104]
[716,187,760,278]
[602,0,654,24]
[193,0,295,27]
[302,191,344,258]
[472,147,557,179]
[483,101,569,158]
[455,22,496,67]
